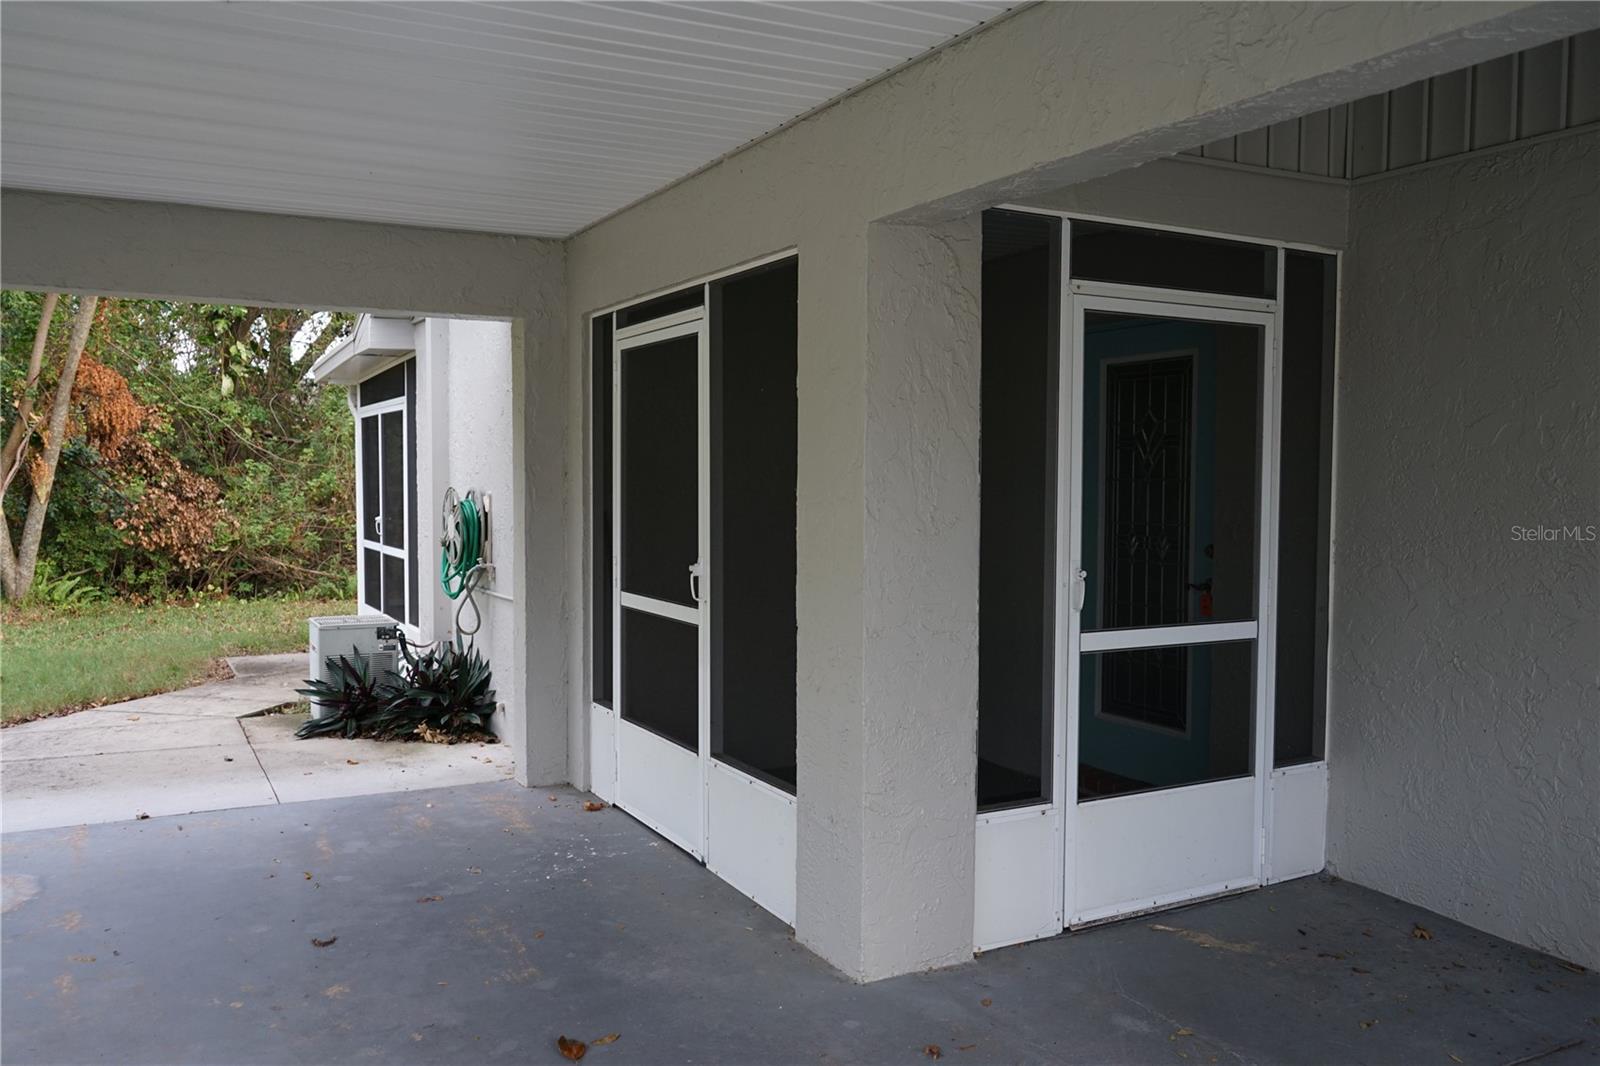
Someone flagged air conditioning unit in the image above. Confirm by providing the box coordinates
[306,616,403,720]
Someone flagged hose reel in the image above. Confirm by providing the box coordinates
[440,487,491,642]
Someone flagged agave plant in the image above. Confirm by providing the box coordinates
[387,640,498,737]
[295,654,400,739]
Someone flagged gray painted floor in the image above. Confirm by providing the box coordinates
[2,781,1594,1066]
[0,655,510,833]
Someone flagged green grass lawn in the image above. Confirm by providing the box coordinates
[0,596,351,722]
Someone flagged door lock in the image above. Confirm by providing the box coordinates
[1071,568,1088,612]
[688,560,705,604]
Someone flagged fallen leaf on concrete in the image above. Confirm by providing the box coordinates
[311,937,337,948]
[1558,961,1587,974]
[304,872,313,880]
[466,867,482,875]
[1359,1019,1378,1030]
[557,1035,587,1060]
[547,795,559,802]
[230,1002,243,1009]
[1318,952,1346,960]
[136,813,150,820]
[323,984,349,999]
[417,896,443,904]
[957,1046,975,1053]
[980,998,992,1007]
[1412,924,1434,940]
[127,716,140,721]
[69,955,96,963]
[582,801,607,812]
[1171,1028,1193,1039]
[1449,1055,1463,1063]
[346,759,360,765]
[591,1034,620,1046]
[1352,966,1372,975]
[924,1045,942,1060]
[535,930,545,939]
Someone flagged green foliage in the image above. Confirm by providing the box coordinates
[25,560,107,608]
[2,293,356,600]
[295,654,401,739]
[294,641,498,741]
[394,641,499,734]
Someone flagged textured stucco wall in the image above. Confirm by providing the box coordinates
[561,2,1581,980]
[512,300,571,787]
[440,320,521,760]
[1329,130,1600,968]
[857,216,983,978]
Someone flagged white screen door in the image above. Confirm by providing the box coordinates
[1065,295,1276,926]
[612,314,709,858]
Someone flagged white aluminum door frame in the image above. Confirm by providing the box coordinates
[1062,291,1278,927]
[612,313,712,860]
[354,393,410,626]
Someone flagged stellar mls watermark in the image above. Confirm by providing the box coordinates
[1509,523,1597,543]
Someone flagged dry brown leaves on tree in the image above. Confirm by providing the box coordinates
[110,438,235,572]
[72,355,149,460]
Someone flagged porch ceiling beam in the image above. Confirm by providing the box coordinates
[0,189,561,319]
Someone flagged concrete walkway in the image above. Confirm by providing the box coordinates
[0,654,512,833]
[2,780,1594,1066]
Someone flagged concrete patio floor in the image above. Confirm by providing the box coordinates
[1,781,1593,1066]
[0,654,512,833]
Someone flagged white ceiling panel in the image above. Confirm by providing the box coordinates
[0,1,1012,236]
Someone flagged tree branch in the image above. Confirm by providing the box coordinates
[0,292,62,497]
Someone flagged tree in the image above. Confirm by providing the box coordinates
[0,294,98,600]
[2,294,357,600]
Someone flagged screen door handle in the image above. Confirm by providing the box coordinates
[1071,568,1088,611]
[688,560,705,604]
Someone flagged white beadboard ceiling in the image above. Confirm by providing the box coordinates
[0,1,1011,238]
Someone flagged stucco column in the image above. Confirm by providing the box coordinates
[512,297,571,787]
[795,215,982,980]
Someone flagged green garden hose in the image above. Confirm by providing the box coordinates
[440,488,482,599]
[440,488,488,641]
